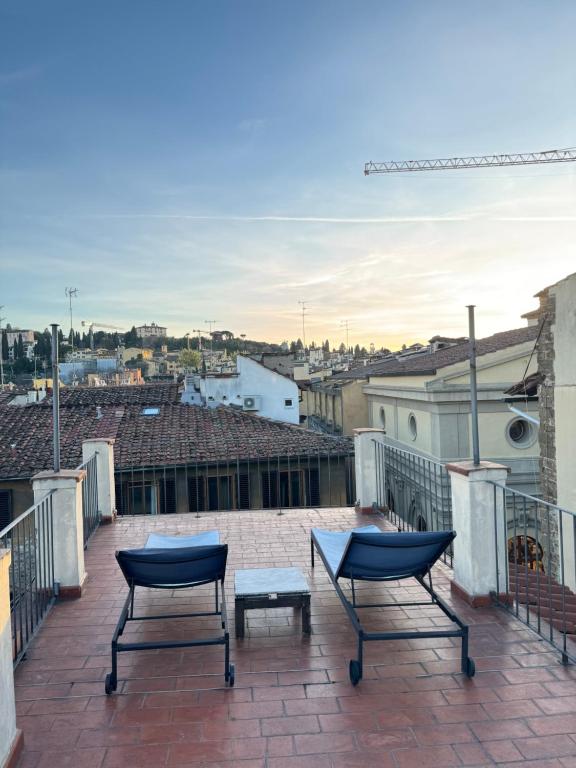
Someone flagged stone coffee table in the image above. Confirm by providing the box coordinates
[234,567,311,638]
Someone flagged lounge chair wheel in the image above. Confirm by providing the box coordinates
[227,664,235,687]
[464,657,476,678]
[349,659,362,686]
[105,673,117,695]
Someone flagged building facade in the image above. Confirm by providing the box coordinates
[136,323,167,339]
[182,355,300,424]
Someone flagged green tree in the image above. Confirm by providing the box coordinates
[124,326,139,347]
[179,349,202,370]
[16,333,24,359]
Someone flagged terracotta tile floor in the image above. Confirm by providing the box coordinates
[13,508,576,767]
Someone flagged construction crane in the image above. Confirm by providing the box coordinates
[364,146,576,175]
[81,320,125,351]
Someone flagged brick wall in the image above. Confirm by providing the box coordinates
[537,288,556,504]
[536,287,560,579]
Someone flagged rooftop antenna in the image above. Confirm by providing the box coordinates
[205,320,219,353]
[65,287,79,384]
[298,300,308,351]
[340,319,351,352]
[192,328,203,351]
[0,306,5,389]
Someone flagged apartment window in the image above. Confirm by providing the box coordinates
[408,413,418,441]
[0,490,12,530]
[261,469,320,508]
[130,484,158,515]
[284,398,294,407]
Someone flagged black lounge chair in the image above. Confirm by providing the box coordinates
[105,530,234,694]
[311,525,475,685]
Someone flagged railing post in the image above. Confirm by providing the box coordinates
[447,461,509,607]
[0,548,23,768]
[32,470,87,599]
[82,438,116,523]
[353,428,386,513]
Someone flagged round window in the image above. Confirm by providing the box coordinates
[408,413,417,440]
[506,418,535,448]
[379,406,386,429]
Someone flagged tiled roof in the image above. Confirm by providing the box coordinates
[0,404,352,480]
[504,371,543,397]
[334,325,539,381]
[46,382,180,406]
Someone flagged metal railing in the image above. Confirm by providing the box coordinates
[0,493,56,666]
[114,451,356,516]
[373,440,454,566]
[78,454,100,546]
[490,482,576,664]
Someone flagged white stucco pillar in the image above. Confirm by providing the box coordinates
[32,470,87,599]
[82,438,116,523]
[354,428,386,513]
[447,461,509,606]
[0,548,23,768]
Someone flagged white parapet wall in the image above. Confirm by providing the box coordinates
[353,428,387,513]
[0,548,23,767]
[447,461,509,607]
[32,470,87,599]
[82,438,117,522]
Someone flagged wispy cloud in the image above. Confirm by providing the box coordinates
[238,118,268,134]
[0,66,41,85]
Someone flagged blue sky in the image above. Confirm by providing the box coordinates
[1,1,575,348]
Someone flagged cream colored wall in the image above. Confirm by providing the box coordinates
[447,355,537,386]
[342,381,369,435]
[371,399,433,454]
[369,374,431,388]
[477,410,538,460]
[552,274,576,512]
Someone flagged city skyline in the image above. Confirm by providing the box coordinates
[1,1,575,347]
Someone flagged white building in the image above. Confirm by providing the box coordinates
[182,355,300,424]
[136,323,167,339]
[5,329,35,360]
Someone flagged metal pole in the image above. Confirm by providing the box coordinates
[0,306,5,389]
[51,324,61,473]
[467,305,480,466]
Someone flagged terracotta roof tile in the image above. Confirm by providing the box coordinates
[0,403,352,480]
[334,325,539,381]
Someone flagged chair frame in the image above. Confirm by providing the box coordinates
[311,530,474,685]
[105,551,234,694]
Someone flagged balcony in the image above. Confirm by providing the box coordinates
[11,506,576,768]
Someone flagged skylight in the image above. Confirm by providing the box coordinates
[142,407,160,416]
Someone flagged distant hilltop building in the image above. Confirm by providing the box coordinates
[136,323,167,339]
[4,329,35,360]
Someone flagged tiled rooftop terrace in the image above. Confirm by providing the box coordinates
[13,507,576,768]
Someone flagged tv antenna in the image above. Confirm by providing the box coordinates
[65,287,79,346]
[298,301,309,350]
[205,320,219,352]
[340,319,352,351]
